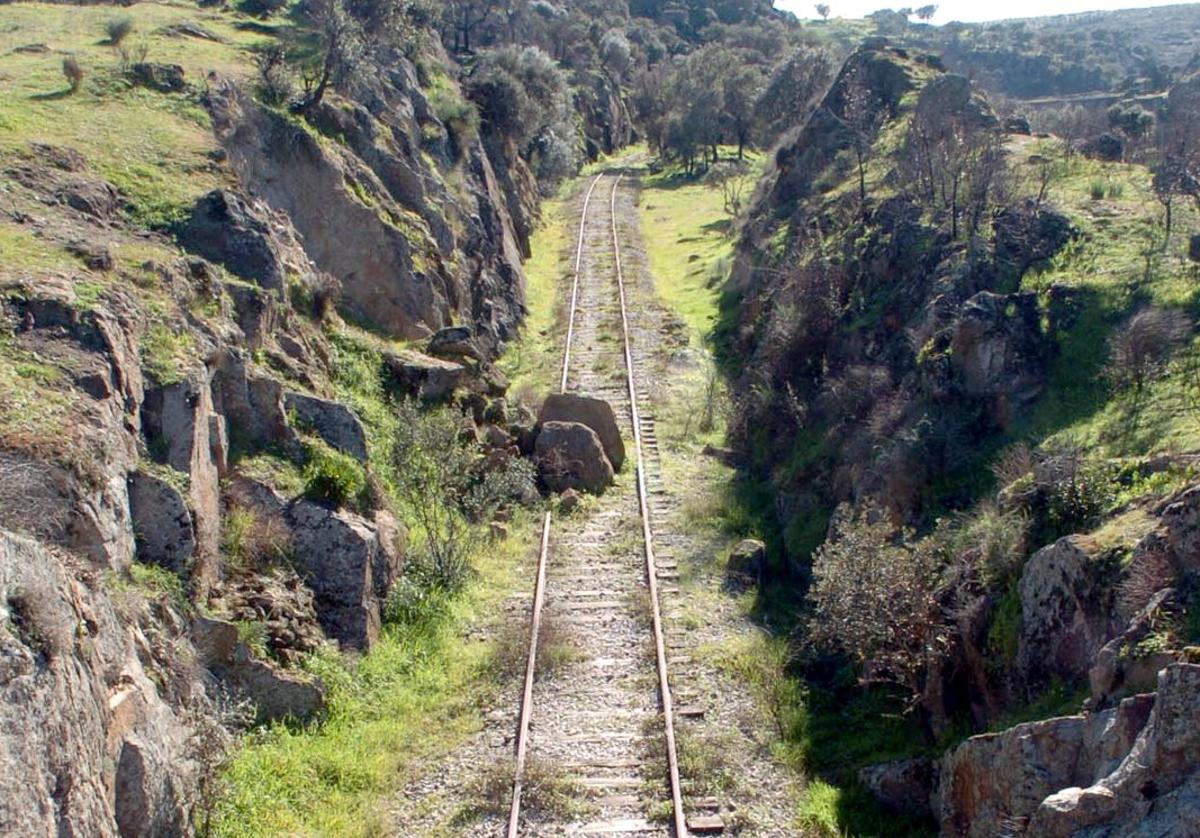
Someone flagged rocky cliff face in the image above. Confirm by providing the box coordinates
[0,14,556,834]
[724,43,1200,836]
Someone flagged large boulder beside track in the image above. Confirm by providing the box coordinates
[538,393,625,470]
[535,421,614,495]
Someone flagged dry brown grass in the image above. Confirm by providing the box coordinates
[489,611,582,682]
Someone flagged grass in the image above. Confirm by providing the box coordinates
[1012,140,1200,456]
[214,514,537,838]
[637,149,764,348]
[0,2,269,228]
[497,188,572,395]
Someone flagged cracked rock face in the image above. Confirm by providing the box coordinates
[0,531,194,837]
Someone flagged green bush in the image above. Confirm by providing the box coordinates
[302,440,368,509]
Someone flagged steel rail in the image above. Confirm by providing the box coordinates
[608,174,689,838]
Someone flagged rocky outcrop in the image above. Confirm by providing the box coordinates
[283,392,368,462]
[949,291,1052,416]
[204,70,530,354]
[936,691,1154,836]
[130,62,186,93]
[1027,664,1200,837]
[538,393,626,470]
[286,502,404,651]
[535,421,615,494]
[141,374,222,590]
[177,190,303,292]
[1017,536,1120,689]
[128,471,195,574]
[191,616,324,722]
[0,531,195,837]
[1088,588,1178,709]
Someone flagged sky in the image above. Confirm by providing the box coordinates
[774,0,1189,24]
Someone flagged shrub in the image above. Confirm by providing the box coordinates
[806,505,947,706]
[1042,450,1118,537]
[221,504,292,571]
[953,502,1030,584]
[62,57,84,93]
[392,399,535,593]
[253,42,294,107]
[1090,179,1107,200]
[302,440,368,509]
[105,15,135,46]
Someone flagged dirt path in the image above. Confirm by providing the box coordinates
[390,169,804,836]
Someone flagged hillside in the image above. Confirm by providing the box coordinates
[721,40,1200,836]
[806,3,1200,99]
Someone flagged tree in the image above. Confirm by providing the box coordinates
[443,0,501,53]
[1154,77,1200,248]
[722,64,763,160]
[293,0,365,113]
[915,4,937,20]
[815,3,830,20]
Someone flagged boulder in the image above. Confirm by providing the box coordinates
[538,393,626,470]
[535,421,614,495]
[177,191,290,291]
[427,325,483,362]
[993,202,1075,282]
[1017,536,1120,689]
[283,392,368,462]
[935,691,1153,837]
[286,502,402,650]
[130,62,186,93]
[725,538,765,590]
[113,734,188,838]
[859,758,936,817]
[1026,665,1200,837]
[383,348,469,402]
[558,488,582,514]
[127,472,194,574]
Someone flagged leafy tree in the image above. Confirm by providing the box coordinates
[814,3,830,20]
[294,0,365,113]
[915,4,937,20]
[443,0,502,53]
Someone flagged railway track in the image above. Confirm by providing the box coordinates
[505,171,714,837]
